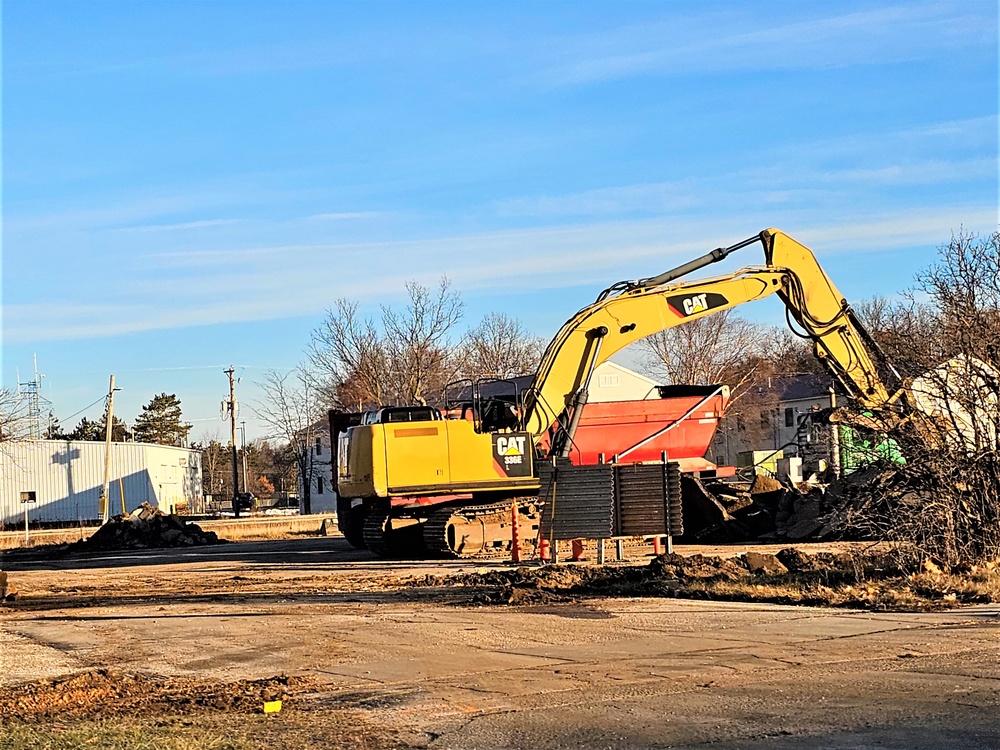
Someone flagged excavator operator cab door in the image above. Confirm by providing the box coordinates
[443,377,529,434]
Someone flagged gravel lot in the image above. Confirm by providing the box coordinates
[2,537,999,749]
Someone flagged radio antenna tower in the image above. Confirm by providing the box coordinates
[16,354,50,440]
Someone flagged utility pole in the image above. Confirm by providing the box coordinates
[100,375,116,523]
[224,367,241,518]
[240,421,248,493]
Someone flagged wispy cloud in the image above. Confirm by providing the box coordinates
[496,182,700,218]
[6,204,995,344]
[494,153,997,221]
[115,218,245,233]
[541,4,994,86]
[305,212,382,221]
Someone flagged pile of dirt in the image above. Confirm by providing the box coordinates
[0,669,313,723]
[73,503,225,551]
[427,551,808,604]
[423,548,985,609]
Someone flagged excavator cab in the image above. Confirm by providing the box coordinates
[443,377,528,434]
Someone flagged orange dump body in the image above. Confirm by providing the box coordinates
[540,385,731,473]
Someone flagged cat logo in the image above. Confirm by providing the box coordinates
[667,291,729,318]
[682,293,709,315]
[492,433,532,477]
[496,435,525,461]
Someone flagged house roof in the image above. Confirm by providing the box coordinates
[447,362,665,403]
[770,373,835,401]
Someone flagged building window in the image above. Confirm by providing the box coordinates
[317,476,324,494]
[315,437,322,456]
[784,408,794,428]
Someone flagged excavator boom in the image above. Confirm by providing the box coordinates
[525,229,904,446]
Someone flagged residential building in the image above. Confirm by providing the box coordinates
[296,424,335,515]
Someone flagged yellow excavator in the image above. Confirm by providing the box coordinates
[332,228,908,558]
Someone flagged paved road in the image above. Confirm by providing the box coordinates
[2,538,999,748]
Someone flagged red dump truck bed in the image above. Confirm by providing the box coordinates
[566,384,730,472]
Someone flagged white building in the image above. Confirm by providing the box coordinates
[299,427,335,515]
[589,361,663,402]
[1,440,203,526]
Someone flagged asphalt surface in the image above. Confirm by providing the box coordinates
[2,537,999,749]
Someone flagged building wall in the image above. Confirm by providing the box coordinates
[589,362,662,403]
[297,428,335,514]
[1,440,203,526]
[711,395,835,470]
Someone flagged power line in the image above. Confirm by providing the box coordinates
[61,395,110,423]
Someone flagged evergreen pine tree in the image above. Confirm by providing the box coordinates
[67,417,101,440]
[133,393,192,446]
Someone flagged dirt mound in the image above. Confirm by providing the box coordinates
[422,548,994,611]
[75,503,225,551]
[0,669,312,723]
[648,552,750,581]
[438,554,759,605]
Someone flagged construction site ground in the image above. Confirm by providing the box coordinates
[2,536,999,749]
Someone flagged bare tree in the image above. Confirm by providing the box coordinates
[381,278,463,405]
[455,312,544,381]
[640,310,772,397]
[193,430,227,498]
[845,229,1000,566]
[0,388,29,445]
[254,366,326,515]
[309,298,388,409]
[855,295,944,379]
[310,277,463,408]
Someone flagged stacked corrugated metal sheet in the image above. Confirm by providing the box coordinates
[538,458,684,541]
[614,462,683,537]
[537,459,615,540]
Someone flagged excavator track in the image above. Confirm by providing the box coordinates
[422,500,539,559]
[362,511,392,557]
[363,509,429,558]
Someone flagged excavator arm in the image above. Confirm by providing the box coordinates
[523,229,904,448]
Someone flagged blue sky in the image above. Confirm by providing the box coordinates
[3,0,997,441]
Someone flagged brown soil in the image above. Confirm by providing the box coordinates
[4,544,996,615]
[0,669,312,724]
[417,550,1000,610]
[0,670,413,749]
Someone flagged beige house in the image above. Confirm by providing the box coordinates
[589,361,664,402]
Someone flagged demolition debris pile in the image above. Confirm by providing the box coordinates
[75,503,224,551]
[680,464,905,544]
